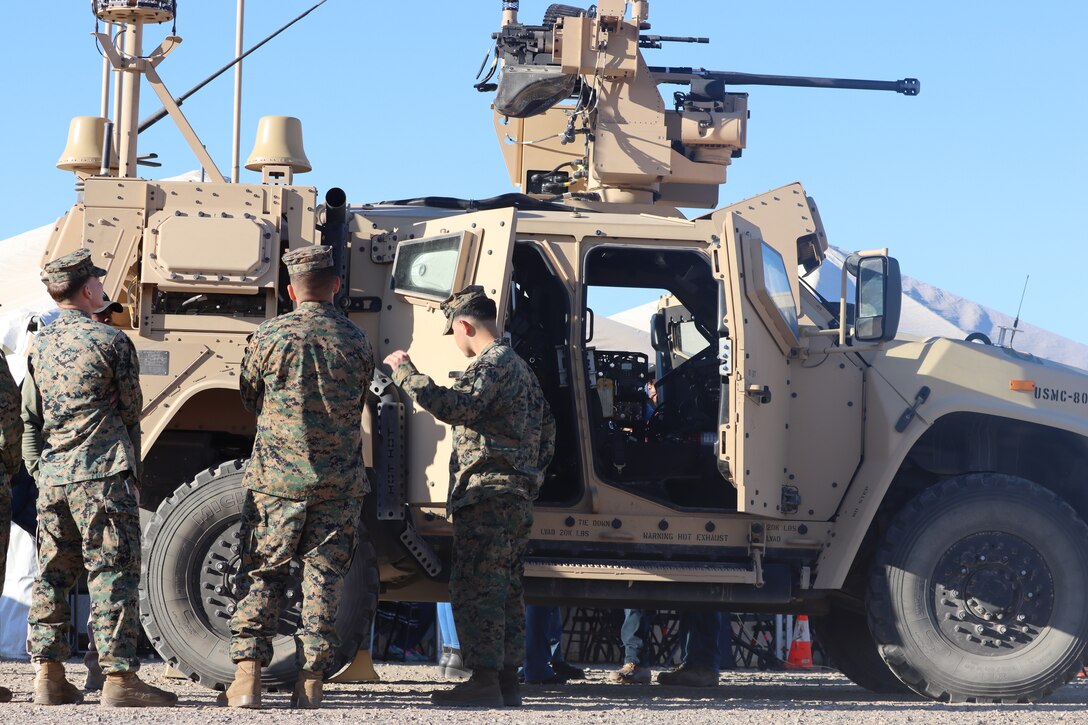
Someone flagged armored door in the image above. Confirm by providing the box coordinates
[378,208,518,507]
[717,212,798,518]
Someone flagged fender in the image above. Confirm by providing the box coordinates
[816,337,1088,589]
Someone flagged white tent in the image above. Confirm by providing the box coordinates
[0,223,52,659]
[1,224,55,373]
[592,316,655,361]
[0,530,34,659]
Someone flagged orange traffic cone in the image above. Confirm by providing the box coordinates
[786,615,813,669]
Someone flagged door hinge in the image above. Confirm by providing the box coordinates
[399,515,442,577]
[556,346,569,387]
[718,338,733,376]
[748,522,766,588]
[371,374,406,521]
[585,350,598,388]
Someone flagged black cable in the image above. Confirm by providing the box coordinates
[138,0,330,133]
[373,193,590,213]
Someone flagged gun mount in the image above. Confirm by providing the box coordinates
[483,1,919,209]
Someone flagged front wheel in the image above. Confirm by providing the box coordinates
[868,473,1088,703]
[139,460,379,690]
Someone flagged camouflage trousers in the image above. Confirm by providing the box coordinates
[230,490,359,672]
[28,472,141,673]
[451,493,533,671]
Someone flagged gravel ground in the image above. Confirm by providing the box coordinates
[3,659,1088,724]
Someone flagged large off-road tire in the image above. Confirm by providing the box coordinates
[868,473,1088,703]
[139,460,379,690]
[812,606,912,695]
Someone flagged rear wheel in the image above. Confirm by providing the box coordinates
[868,473,1088,703]
[811,605,912,695]
[139,460,378,690]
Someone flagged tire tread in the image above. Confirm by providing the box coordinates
[139,460,378,690]
[867,473,1088,704]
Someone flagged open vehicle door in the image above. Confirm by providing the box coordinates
[377,208,518,509]
[712,184,865,520]
[715,209,801,518]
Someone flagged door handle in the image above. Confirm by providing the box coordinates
[745,384,771,404]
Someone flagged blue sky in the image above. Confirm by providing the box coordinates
[2,1,1085,342]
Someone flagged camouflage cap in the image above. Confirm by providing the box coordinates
[93,292,124,316]
[41,248,106,285]
[282,246,334,275]
[441,284,489,335]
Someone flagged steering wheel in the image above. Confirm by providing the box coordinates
[646,346,718,434]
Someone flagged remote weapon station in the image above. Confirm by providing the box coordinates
[39,0,1088,704]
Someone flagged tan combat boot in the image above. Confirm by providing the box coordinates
[215,659,262,708]
[0,685,11,703]
[291,669,323,709]
[430,668,503,707]
[101,672,178,707]
[33,660,84,705]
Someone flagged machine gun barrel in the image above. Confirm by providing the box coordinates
[651,66,920,96]
[639,35,710,47]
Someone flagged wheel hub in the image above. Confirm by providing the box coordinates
[195,518,304,637]
[932,532,1054,656]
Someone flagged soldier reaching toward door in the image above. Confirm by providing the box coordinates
[384,285,555,707]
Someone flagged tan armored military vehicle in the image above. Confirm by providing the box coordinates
[40,0,1088,704]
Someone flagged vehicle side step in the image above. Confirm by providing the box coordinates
[524,557,759,584]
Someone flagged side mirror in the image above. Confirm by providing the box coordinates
[847,254,901,343]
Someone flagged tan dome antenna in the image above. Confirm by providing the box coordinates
[245,116,311,185]
[56,116,118,176]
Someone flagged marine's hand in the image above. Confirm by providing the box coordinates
[384,350,411,370]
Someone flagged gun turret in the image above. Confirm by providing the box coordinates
[483,1,919,210]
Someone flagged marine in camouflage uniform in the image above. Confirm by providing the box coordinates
[23,249,174,707]
[227,245,374,708]
[386,285,555,707]
[0,351,24,704]
[21,293,127,694]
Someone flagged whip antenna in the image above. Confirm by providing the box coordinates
[997,274,1030,348]
[1013,274,1030,332]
